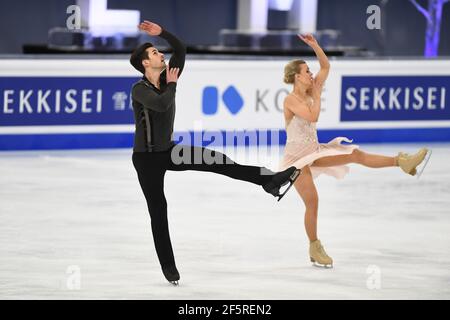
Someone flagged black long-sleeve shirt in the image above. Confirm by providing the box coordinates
[131,29,186,152]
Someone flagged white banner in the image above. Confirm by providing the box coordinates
[0,58,449,135]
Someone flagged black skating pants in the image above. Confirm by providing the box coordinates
[132,145,274,269]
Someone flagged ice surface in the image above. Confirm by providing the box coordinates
[0,144,449,299]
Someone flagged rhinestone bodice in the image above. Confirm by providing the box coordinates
[286,116,318,145]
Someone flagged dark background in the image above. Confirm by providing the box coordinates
[0,0,449,56]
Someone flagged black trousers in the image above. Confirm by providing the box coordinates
[132,145,274,269]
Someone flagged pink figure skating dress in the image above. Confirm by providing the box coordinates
[280,115,360,180]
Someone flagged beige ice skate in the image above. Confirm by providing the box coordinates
[396,148,430,177]
[309,239,333,268]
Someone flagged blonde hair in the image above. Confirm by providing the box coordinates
[283,59,306,84]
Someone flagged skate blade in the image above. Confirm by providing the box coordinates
[311,262,333,269]
[169,280,179,286]
[277,169,301,202]
[416,149,432,179]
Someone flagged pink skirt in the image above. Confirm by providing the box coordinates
[279,137,359,180]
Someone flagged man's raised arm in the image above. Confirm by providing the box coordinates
[139,20,186,76]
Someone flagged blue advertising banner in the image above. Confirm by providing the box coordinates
[340,76,450,121]
[0,77,139,126]
[1,60,450,151]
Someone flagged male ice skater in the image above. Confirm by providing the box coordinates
[130,21,300,285]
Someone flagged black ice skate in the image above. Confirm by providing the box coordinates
[162,265,180,286]
[263,166,301,202]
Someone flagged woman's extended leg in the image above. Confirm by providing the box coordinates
[311,149,397,168]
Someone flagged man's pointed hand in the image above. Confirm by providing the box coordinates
[138,20,162,36]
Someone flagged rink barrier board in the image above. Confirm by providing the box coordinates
[1,127,450,151]
[1,59,450,150]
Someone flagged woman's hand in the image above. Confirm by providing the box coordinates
[166,66,180,83]
[298,34,319,48]
[138,20,162,36]
[300,33,330,85]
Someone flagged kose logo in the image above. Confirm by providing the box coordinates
[202,85,244,115]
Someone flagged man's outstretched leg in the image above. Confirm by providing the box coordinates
[168,145,300,200]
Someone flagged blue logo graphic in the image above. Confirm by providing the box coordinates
[0,77,137,126]
[202,85,244,115]
[341,76,449,121]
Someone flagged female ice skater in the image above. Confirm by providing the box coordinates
[280,34,431,268]
[129,21,300,285]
